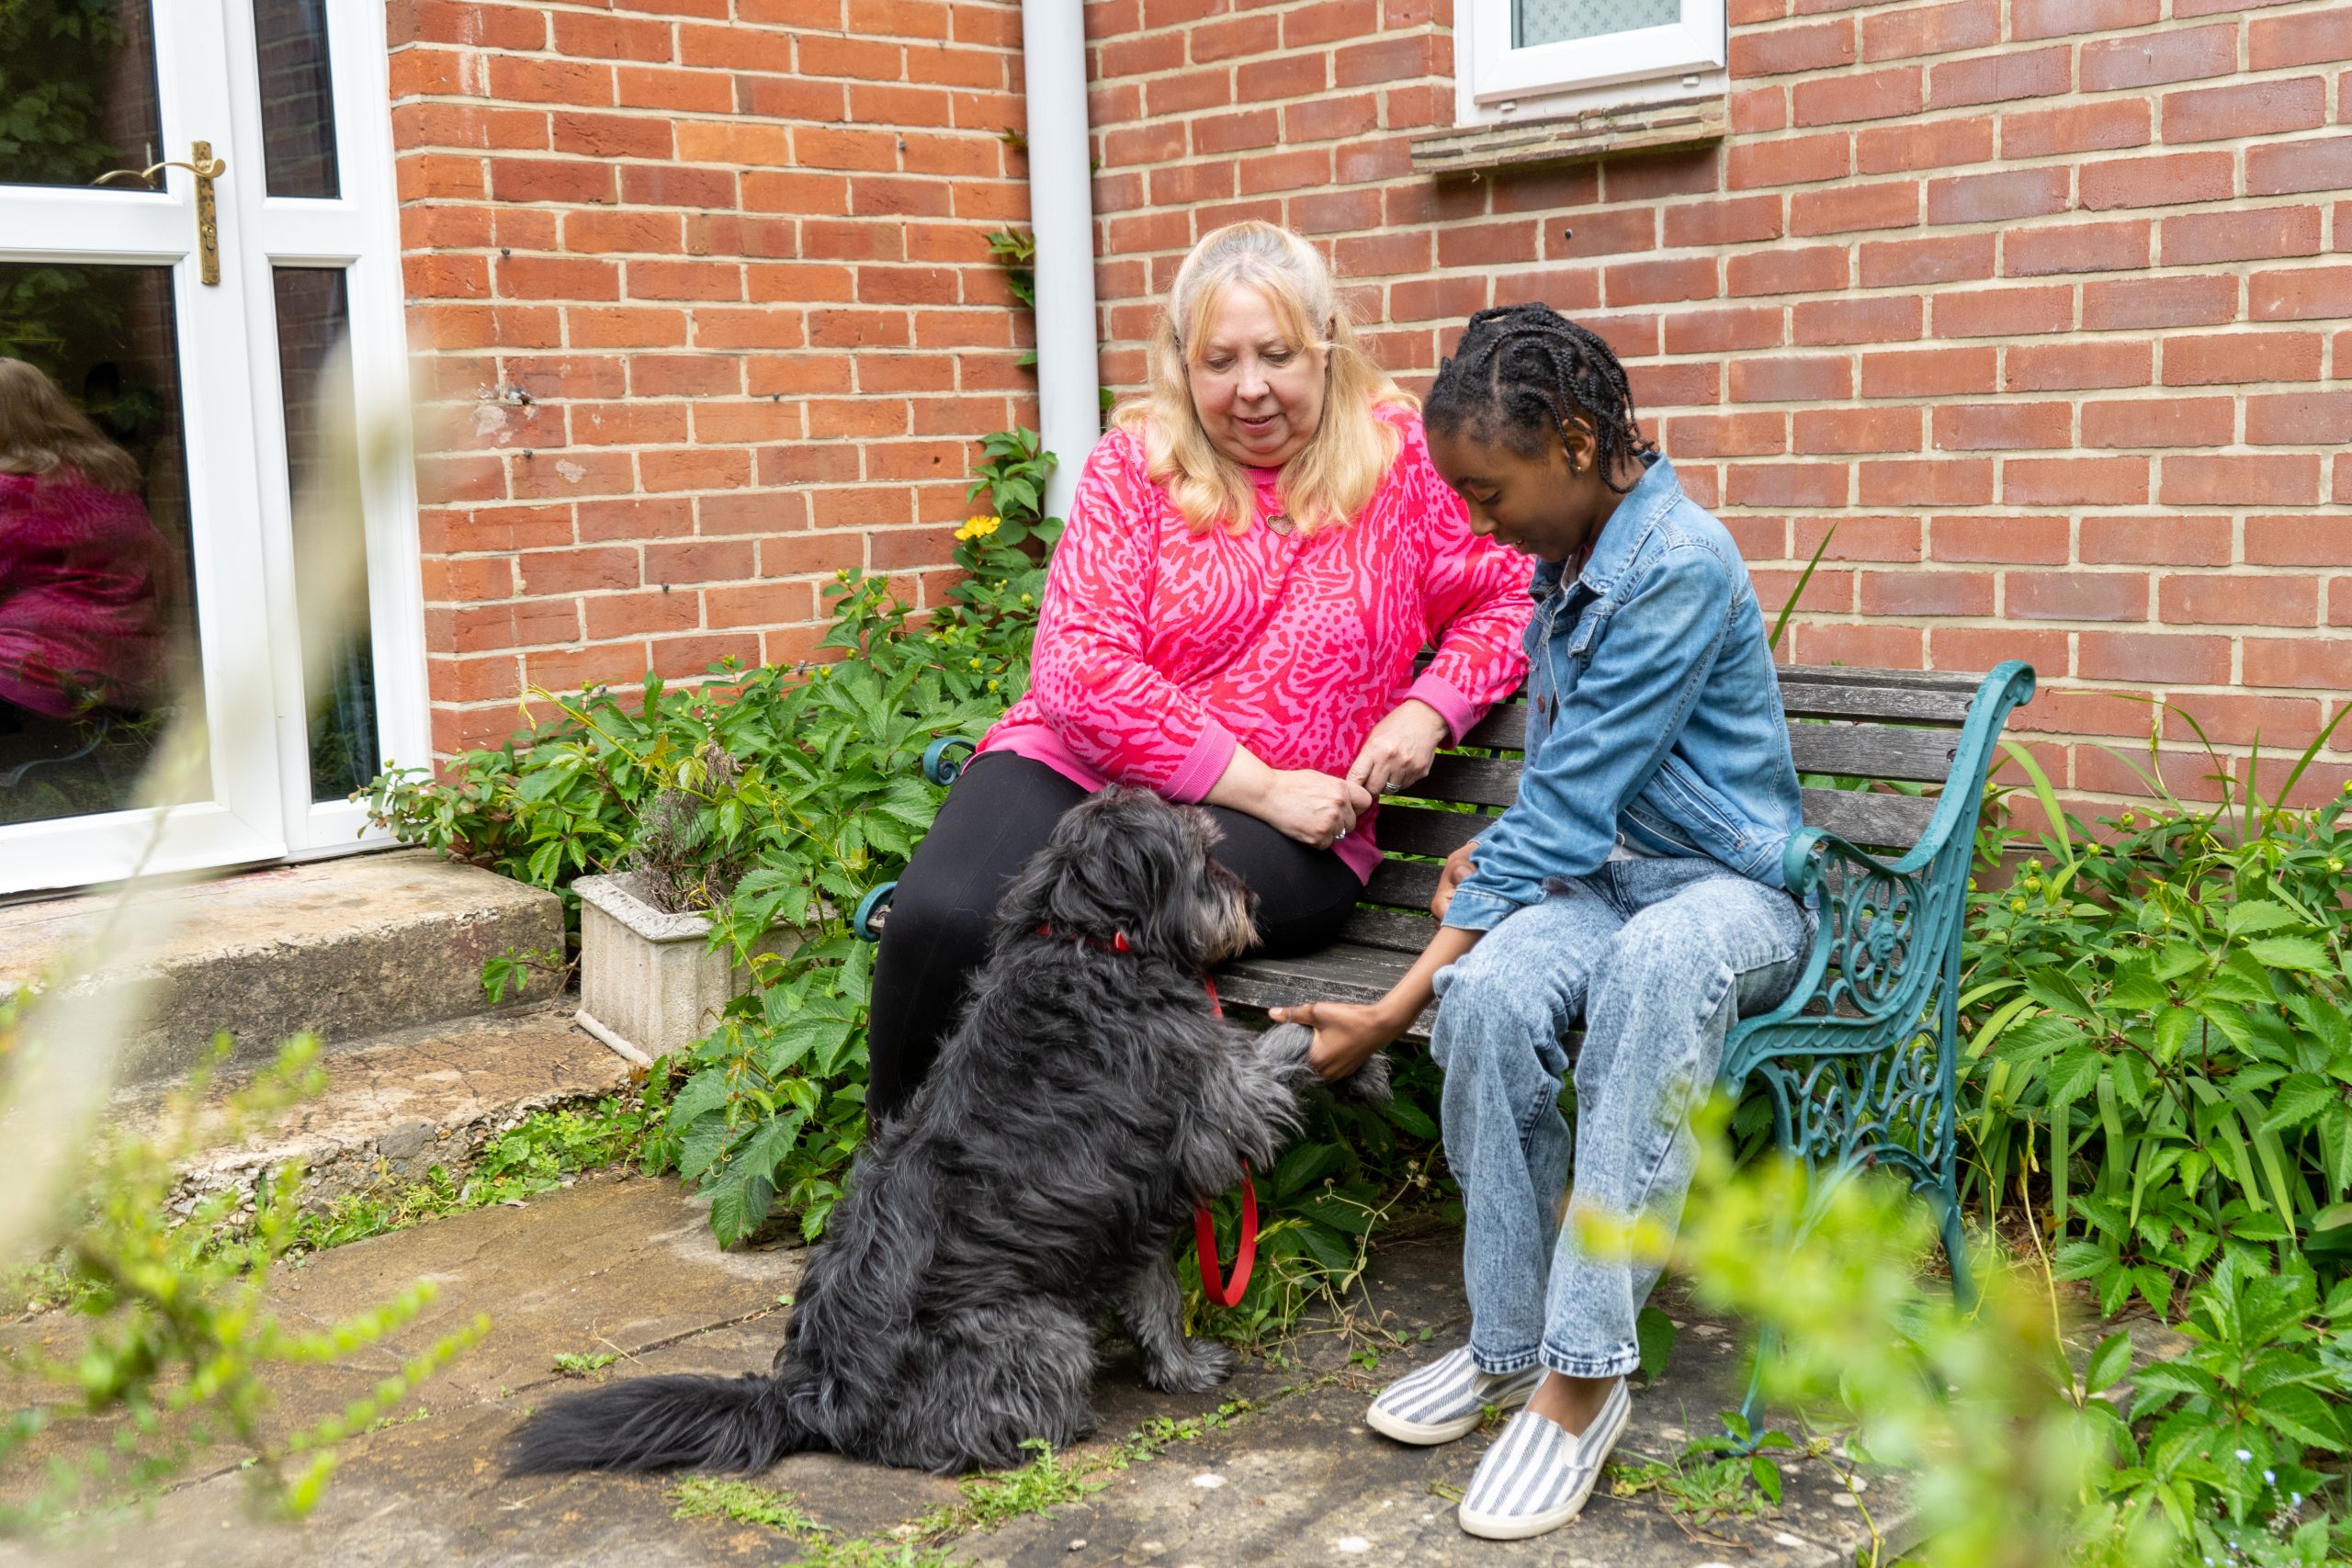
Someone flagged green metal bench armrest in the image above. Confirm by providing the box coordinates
[923,737,977,787]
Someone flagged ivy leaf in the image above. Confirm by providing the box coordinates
[2256,1384,2346,1451]
[2245,935,2331,973]
[1635,1305,1677,1382]
[2085,1332,2133,1396]
[2224,900,2299,936]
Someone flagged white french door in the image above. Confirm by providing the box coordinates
[0,0,423,896]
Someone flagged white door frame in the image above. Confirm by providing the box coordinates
[0,0,421,895]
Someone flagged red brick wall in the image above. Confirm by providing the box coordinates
[387,0,1035,752]
[1082,0,2352,808]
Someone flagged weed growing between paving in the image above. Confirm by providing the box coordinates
[0,1028,486,1529]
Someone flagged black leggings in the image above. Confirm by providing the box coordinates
[865,751,1363,1122]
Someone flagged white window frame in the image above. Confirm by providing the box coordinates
[1453,0,1729,129]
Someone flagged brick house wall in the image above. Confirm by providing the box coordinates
[386,0,1035,753]
[386,0,2352,814]
[1079,0,2352,810]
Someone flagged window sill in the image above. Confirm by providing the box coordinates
[1408,93,1728,178]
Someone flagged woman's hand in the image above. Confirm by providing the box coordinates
[1271,999,1406,1082]
[1431,839,1478,920]
[1345,698,1450,800]
[1259,768,1374,849]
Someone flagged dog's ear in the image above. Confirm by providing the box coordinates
[991,789,1229,966]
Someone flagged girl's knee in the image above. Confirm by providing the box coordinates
[1430,964,1559,1072]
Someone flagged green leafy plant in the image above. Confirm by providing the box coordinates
[0,1034,486,1527]
[551,1350,618,1376]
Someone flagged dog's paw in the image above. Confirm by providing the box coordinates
[1329,1048,1393,1108]
[1144,1337,1236,1394]
[1255,1021,1315,1070]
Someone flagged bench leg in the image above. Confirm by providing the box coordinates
[1931,1176,1976,1314]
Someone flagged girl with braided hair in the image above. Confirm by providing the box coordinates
[1275,302,1810,1541]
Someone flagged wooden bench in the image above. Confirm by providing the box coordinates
[862,660,2037,1356]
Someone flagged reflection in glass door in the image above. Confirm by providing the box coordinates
[0,0,419,895]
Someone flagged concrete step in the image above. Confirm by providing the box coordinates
[108,1001,638,1213]
[0,848,564,1087]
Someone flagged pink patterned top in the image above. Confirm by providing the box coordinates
[978,406,1535,881]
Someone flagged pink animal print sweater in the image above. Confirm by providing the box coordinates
[978,406,1534,881]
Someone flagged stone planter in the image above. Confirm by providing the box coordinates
[572,872,794,1065]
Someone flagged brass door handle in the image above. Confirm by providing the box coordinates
[91,141,227,286]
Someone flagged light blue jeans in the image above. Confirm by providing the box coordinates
[1430,857,1813,1380]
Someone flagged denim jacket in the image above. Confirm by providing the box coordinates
[1441,454,1804,933]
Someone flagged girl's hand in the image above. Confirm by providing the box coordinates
[1259,769,1374,850]
[1431,839,1478,920]
[1345,698,1450,799]
[1271,999,1405,1081]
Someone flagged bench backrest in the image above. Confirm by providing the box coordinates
[1345,665,1989,955]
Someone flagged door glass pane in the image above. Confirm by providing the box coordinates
[1515,0,1679,47]
[253,0,341,199]
[0,263,198,826]
[0,1,164,190]
[271,267,376,801]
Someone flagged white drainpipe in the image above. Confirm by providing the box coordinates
[1021,0,1101,522]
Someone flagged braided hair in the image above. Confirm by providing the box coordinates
[1423,303,1657,494]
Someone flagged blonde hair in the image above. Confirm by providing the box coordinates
[0,358,141,492]
[1114,221,1411,536]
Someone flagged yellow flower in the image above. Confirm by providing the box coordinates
[956,513,1002,542]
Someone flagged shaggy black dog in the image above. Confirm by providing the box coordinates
[512,787,1386,1477]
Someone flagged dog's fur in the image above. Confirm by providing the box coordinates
[511,787,1387,1477]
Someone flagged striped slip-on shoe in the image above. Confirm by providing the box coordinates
[1364,1347,1544,1446]
[1456,1378,1631,1540]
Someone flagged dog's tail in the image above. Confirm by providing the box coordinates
[509,1371,815,1474]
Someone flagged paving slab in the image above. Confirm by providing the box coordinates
[107,1002,637,1209]
[0,849,563,1084]
[0,1176,1912,1568]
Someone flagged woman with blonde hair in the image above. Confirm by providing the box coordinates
[866,221,1534,1120]
[0,357,173,725]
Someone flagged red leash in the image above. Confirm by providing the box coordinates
[1041,929,1261,1309]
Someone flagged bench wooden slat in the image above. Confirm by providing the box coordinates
[1775,682,1975,725]
[1216,942,1435,1037]
[1376,805,1494,858]
[1340,906,1440,953]
[1453,710,1957,784]
[1778,664,1982,694]
[1363,858,1442,909]
[1799,785,1939,850]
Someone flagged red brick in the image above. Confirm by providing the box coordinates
[490,157,617,205]
[1663,411,1788,457]
[1287,92,1380,142]
[2247,516,2352,566]
[2252,6,2352,69]
[1930,516,2069,564]
[1728,17,1855,75]
[1663,195,1784,247]
[2004,457,2150,505]
[2007,572,2149,621]
[2013,0,2155,39]
[1146,68,1234,116]
[1860,458,1994,504]
[2001,100,2153,159]
[1856,116,1994,175]
[1862,345,1996,397]
[551,11,673,61]
[1933,402,2072,450]
[2163,331,2324,386]
[1793,407,1922,454]
[2081,275,2239,330]
[2243,637,2352,692]
[1604,256,1718,306]
[1931,284,2074,339]
[2158,692,2326,748]
[1663,307,1784,355]
[1193,107,1281,155]
[2246,390,2352,445]
[2079,631,2228,684]
[1793,294,1922,344]
[1333,33,1440,87]
[2082,396,2235,448]
[1725,462,1850,507]
[2082,515,2233,566]
[2163,76,2328,144]
[2160,206,2324,265]
[1926,167,2069,225]
[1602,149,1724,202]
[1392,275,1491,322]
[2160,454,2323,505]
[2251,265,2352,322]
[1792,67,1923,127]
[1928,45,2071,109]
[2007,220,2149,276]
[1930,625,2075,675]
[1793,514,1925,562]
[1236,146,1330,195]
[1789,179,1920,236]
[2246,135,2352,197]
[1283,0,1379,49]
[1732,85,1789,134]
[1860,233,1994,288]
[2007,341,2150,391]
[1859,570,1995,615]
[1727,133,1850,189]
[1437,219,1543,268]
[2080,24,2237,93]
[1862,0,1997,61]
[1730,355,1854,402]
[1784,624,1924,670]
[614,65,730,113]
[2079,152,2234,212]
[2161,574,2318,628]
[1726,243,1849,296]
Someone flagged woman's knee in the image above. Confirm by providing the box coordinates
[876,870,993,962]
